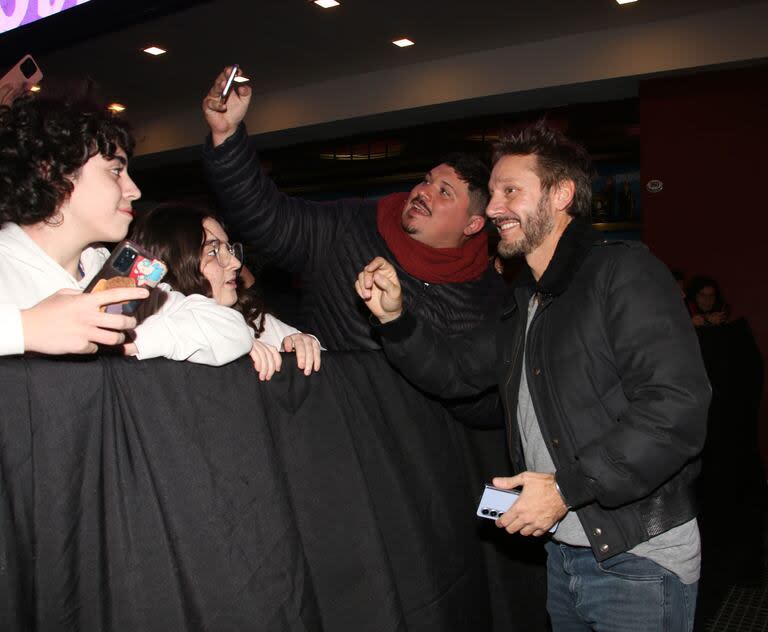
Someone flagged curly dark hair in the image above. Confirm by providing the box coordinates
[492,121,594,219]
[0,94,135,226]
[440,152,491,215]
[129,203,267,338]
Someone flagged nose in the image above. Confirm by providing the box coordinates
[122,171,141,201]
[485,191,505,217]
[415,181,433,202]
[227,252,242,271]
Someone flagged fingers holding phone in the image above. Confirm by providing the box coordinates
[0,54,43,106]
[203,65,252,146]
[21,287,150,355]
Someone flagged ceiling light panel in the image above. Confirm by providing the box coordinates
[143,46,166,56]
[392,38,414,48]
[616,0,638,4]
[314,0,340,8]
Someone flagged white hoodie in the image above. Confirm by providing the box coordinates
[0,223,261,365]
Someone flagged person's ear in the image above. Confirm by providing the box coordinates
[464,214,486,237]
[552,179,575,213]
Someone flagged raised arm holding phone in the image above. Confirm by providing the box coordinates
[201,66,504,355]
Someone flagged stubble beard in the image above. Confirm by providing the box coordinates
[497,197,554,258]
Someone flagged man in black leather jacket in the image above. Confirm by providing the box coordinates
[357,123,710,631]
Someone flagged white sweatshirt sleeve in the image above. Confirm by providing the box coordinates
[257,313,323,350]
[0,303,24,356]
[132,286,253,366]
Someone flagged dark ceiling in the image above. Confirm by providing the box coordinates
[1,0,760,200]
[1,0,761,122]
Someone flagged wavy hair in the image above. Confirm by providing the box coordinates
[0,94,135,225]
[129,203,266,338]
[493,121,594,219]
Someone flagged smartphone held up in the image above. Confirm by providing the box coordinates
[0,54,43,103]
[85,241,167,315]
[219,64,249,103]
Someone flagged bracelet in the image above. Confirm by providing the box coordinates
[554,481,572,510]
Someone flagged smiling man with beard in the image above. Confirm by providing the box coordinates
[357,122,710,632]
[201,67,504,350]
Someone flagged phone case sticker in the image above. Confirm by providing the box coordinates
[129,257,167,287]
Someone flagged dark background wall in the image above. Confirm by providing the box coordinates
[641,65,768,472]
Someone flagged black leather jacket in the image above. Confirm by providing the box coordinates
[377,220,711,560]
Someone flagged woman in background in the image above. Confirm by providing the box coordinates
[686,275,729,328]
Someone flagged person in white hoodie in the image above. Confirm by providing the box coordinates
[0,94,252,366]
[128,203,321,381]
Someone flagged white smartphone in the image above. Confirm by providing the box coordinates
[477,484,520,519]
[0,54,43,98]
[220,64,239,102]
[476,484,559,533]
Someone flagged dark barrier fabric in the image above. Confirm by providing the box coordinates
[695,320,767,591]
[0,355,321,632]
[0,353,546,631]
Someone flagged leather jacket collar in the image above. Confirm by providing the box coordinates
[520,218,603,297]
[502,218,602,317]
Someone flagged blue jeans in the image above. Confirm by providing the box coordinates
[544,541,697,632]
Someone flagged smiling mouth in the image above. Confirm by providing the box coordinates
[493,217,520,232]
[407,197,431,217]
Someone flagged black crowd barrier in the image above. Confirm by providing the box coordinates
[0,352,546,631]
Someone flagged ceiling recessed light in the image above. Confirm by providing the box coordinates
[616,0,638,4]
[107,103,126,113]
[142,46,167,56]
[233,75,249,83]
[29,85,41,92]
[314,0,340,8]
[392,38,414,48]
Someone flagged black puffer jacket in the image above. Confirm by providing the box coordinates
[202,125,505,351]
[377,220,711,560]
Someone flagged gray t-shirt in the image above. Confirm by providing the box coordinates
[517,296,700,584]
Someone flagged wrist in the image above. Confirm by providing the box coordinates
[19,308,39,353]
[378,309,403,324]
[211,129,236,147]
[554,480,572,511]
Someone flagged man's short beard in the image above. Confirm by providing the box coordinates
[401,219,417,235]
[497,197,554,258]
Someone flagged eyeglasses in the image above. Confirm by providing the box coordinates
[203,239,243,267]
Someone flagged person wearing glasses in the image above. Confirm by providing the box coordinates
[129,203,321,379]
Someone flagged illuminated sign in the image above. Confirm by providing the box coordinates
[1,0,91,34]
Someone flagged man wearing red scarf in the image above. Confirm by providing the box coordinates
[201,68,533,631]
[201,68,504,351]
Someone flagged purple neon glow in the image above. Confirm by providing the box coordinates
[1,0,91,35]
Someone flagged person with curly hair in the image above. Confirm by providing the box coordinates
[128,203,321,380]
[0,95,252,366]
[0,94,150,355]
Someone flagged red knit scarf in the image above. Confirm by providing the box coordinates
[376,192,489,284]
